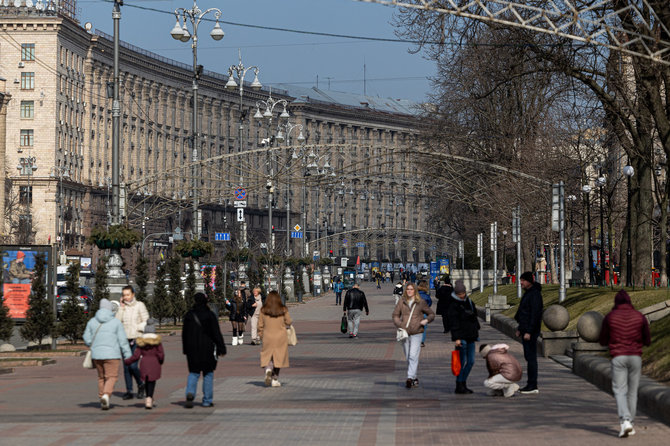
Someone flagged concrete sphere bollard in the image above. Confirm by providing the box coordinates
[577,311,604,342]
[543,305,570,331]
[0,343,16,352]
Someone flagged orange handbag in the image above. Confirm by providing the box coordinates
[451,349,462,376]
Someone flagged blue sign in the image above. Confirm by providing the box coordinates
[430,262,439,289]
[215,232,231,241]
[234,188,246,200]
[355,242,365,248]
[291,231,303,239]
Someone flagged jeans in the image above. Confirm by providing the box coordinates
[123,340,143,393]
[335,292,342,305]
[403,333,423,379]
[456,340,476,383]
[611,355,642,423]
[186,371,214,406]
[347,309,362,335]
[522,333,539,388]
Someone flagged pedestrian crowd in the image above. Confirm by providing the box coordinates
[82,270,653,438]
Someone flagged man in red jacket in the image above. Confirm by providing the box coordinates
[599,290,651,438]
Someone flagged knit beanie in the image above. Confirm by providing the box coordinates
[454,280,466,294]
[520,271,534,283]
[479,344,491,358]
[144,318,157,334]
[99,298,113,311]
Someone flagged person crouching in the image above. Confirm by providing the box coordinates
[124,318,164,409]
[480,343,522,398]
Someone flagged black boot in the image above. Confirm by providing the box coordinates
[454,381,467,394]
[137,383,145,399]
[463,382,474,394]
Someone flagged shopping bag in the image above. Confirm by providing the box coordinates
[287,325,298,346]
[451,349,462,376]
[340,315,348,333]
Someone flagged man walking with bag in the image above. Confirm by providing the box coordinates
[599,290,651,438]
[343,283,369,338]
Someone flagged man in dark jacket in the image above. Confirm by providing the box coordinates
[182,293,226,408]
[514,271,543,394]
[448,280,480,394]
[435,277,453,333]
[599,290,651,438]
[343,283,369,338]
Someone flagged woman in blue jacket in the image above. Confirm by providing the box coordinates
[417,281,432,347]
[83,298,132,410]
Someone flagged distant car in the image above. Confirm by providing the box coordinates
[56,286,93,319]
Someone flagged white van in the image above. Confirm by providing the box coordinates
[56,265,69,287]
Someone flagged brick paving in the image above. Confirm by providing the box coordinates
[0,282,669,445]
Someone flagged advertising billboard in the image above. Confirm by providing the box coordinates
[1,245,52,320]
[438,257,450,275]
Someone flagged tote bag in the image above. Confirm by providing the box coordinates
[451,349,462,376]
[83,323,103,369]
[340,315,348,334]
[287,325,298,346]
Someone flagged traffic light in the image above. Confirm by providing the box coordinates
[329,249,333,256]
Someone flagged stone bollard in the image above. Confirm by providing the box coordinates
[571,311,607,371]
[540,305,578,357]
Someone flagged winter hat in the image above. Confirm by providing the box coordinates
[144,318,157,334]
[454,280,466,294]
[99,298,113,311]
[520,272,534,283]
[16,251,25,259]
[479,344,491,358]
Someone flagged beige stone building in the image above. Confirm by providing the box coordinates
[0,5,447,271]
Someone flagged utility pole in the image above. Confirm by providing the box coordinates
[491,221,498,294]
[477,233,483,291]
[513,206,522,299]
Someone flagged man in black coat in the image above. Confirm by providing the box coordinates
[514,272,543,394]
[435,277,453,333]
[182,293,226,408]
[343,283,369,338]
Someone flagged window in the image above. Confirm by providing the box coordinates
[20,129,34,147]
[20,72,35,90]
[19,186,33,204]
[20,101,34,119]
[21,43,35,61]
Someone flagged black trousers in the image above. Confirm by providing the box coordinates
[522,333,539,388]
[144,380,156,398]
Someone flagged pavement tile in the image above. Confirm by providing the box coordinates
[0,282,668,445]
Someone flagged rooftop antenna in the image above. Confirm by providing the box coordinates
[325,77,334,90]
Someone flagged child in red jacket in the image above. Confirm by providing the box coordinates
[124,318,164,409]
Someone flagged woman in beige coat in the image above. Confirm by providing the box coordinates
[258,291,292,387]
[392,283,435,389]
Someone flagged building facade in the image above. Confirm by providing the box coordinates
[0,6,449,271]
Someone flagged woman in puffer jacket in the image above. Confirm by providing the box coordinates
[83,298,132,410]
[392,283,435,389]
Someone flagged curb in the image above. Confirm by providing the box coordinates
[574,355,670,426]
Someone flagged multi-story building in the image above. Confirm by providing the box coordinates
[0,4,449,271]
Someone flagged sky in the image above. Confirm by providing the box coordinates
[76,0,436,102]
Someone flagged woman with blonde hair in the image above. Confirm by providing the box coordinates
[258,291,292,387]
[392,282,435,388]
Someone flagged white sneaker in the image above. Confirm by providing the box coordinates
[504,383,519,398]
[232,336,238,346]
[100,394,110,410]
[619,420,633,438]
[271,379,282,387]
[238,335,244,345]
[487,389,504,397]
[264,369,273,387]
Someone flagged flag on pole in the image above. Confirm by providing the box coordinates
[356,256,360,266]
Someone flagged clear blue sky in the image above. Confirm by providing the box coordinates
[78,0,435,102]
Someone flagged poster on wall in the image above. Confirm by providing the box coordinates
[1,245,52,320]
[438,257,450,275]
[200,265,217,290]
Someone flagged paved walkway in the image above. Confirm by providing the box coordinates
[1,283,668,445]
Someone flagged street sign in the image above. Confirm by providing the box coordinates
[261,243,268,249]
[412,247,417,252]
[552,183,560,232]
[342,238,348,245]
[341,257,348,267]
[313,250,320,257]
[215,232,231,241]
[355,242,365,248]
[234,188,247,200]
[290,231,303,239]
[152,242,169,248]
[236,208,244,222]
[477,233,483,258]
[173,227,184,241]
[233,200,247,208]
[293,224,302,232]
